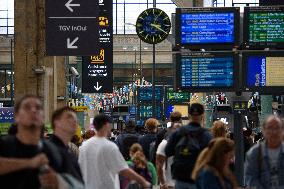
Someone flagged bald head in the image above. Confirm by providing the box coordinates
[263,115,283,130]
[263,115,284,149]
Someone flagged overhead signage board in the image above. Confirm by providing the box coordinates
[82,0,113,93]
[260,0,284,5]
[45,0,99,55]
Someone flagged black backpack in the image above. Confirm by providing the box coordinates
[171,127,206,182]
[122,134,139,160]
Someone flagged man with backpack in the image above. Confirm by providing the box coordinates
[245,115,284,189]
[116,120,140,160]
[165,103,212,189]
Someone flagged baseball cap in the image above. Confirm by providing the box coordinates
[189,103,204,116]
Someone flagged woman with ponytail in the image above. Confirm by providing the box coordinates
[192,138,239,189]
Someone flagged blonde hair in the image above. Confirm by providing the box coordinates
[211,121,227,138]
[130,143,143,155]
[132,151,147,169]
[192,138,237,188]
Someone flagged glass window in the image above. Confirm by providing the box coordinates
[0,0,14,34]
[0,69,12,99]
[113,1,176,34]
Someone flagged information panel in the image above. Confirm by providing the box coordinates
[243,51,284,93]
[244,6,284,49]
[166,87,190,102]
[138,104,162,120]
[82,0,113,93]
[246,55,284,87]
[181,13,235,44]
[176,52,237,92]
[138,86,163,102]
[176,7,240,50]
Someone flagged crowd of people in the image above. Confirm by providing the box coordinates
[0,94,283,189]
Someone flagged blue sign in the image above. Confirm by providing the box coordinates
[247,56,266,87]
[181,56,234,87]
[181,13,235,44]
[0,107,14,123]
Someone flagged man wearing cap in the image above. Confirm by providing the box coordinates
[165,103,212,189]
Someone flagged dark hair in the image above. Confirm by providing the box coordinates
[189,103,204,116]
[170,111,182,123]
[126,120,136,130]
[93,114,111,131]
[14,95,41,113]
[51,106,76,130]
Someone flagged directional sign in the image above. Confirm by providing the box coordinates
[45,0,99,56]
[82,0,113,93]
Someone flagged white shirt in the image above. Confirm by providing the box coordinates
[156,139,175,187]
[79,137,128,189]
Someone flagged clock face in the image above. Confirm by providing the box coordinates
[136,8,171,44]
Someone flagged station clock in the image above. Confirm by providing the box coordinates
[136,8,171,44]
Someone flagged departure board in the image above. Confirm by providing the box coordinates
[181,13,235,44]
[166,87,190,102]
[138,86,163,102]
[138,105,162,120]
[244,6,284,48]
[176,52,237,92]
[246,55,284,87]
[176,7,239,50]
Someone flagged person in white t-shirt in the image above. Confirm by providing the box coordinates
[156,111,182,189]
[79,114,151,189]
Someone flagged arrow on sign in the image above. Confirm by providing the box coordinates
[65,0,80,12]
[94,82,102,91]
[67,37,79,49]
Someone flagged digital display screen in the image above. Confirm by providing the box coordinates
[181,13,235,44]
[166,88,190,102]
[165,105,174,119]
[139,105,162,120]
[178,53,235,90]
[247,56,284,87]
[249,11,284,43]
[138,87,163,101]
[165,105,189,119]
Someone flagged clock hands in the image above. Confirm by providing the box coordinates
[150,24,168,34]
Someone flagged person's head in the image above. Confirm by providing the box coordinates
[125,120,136,132]
[262,115,284,148]
[132,151,147,169]
[189,103,204,125]
[211,121,228,138]
[207,138,235,171]
[52,106,78,137]
[129,143,143,158]
[170,111,182,123]
[145,118,159,133]
[15,95,44,131]
[85,130,95,139]
[192,138,235,181]
[93,114,112,135]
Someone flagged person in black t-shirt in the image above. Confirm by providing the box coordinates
[0,95,65,189]
[49,106,83,182]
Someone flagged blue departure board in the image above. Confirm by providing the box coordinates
[181,13,235,44]
[178,53,235,90]
[138,86,163,102]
